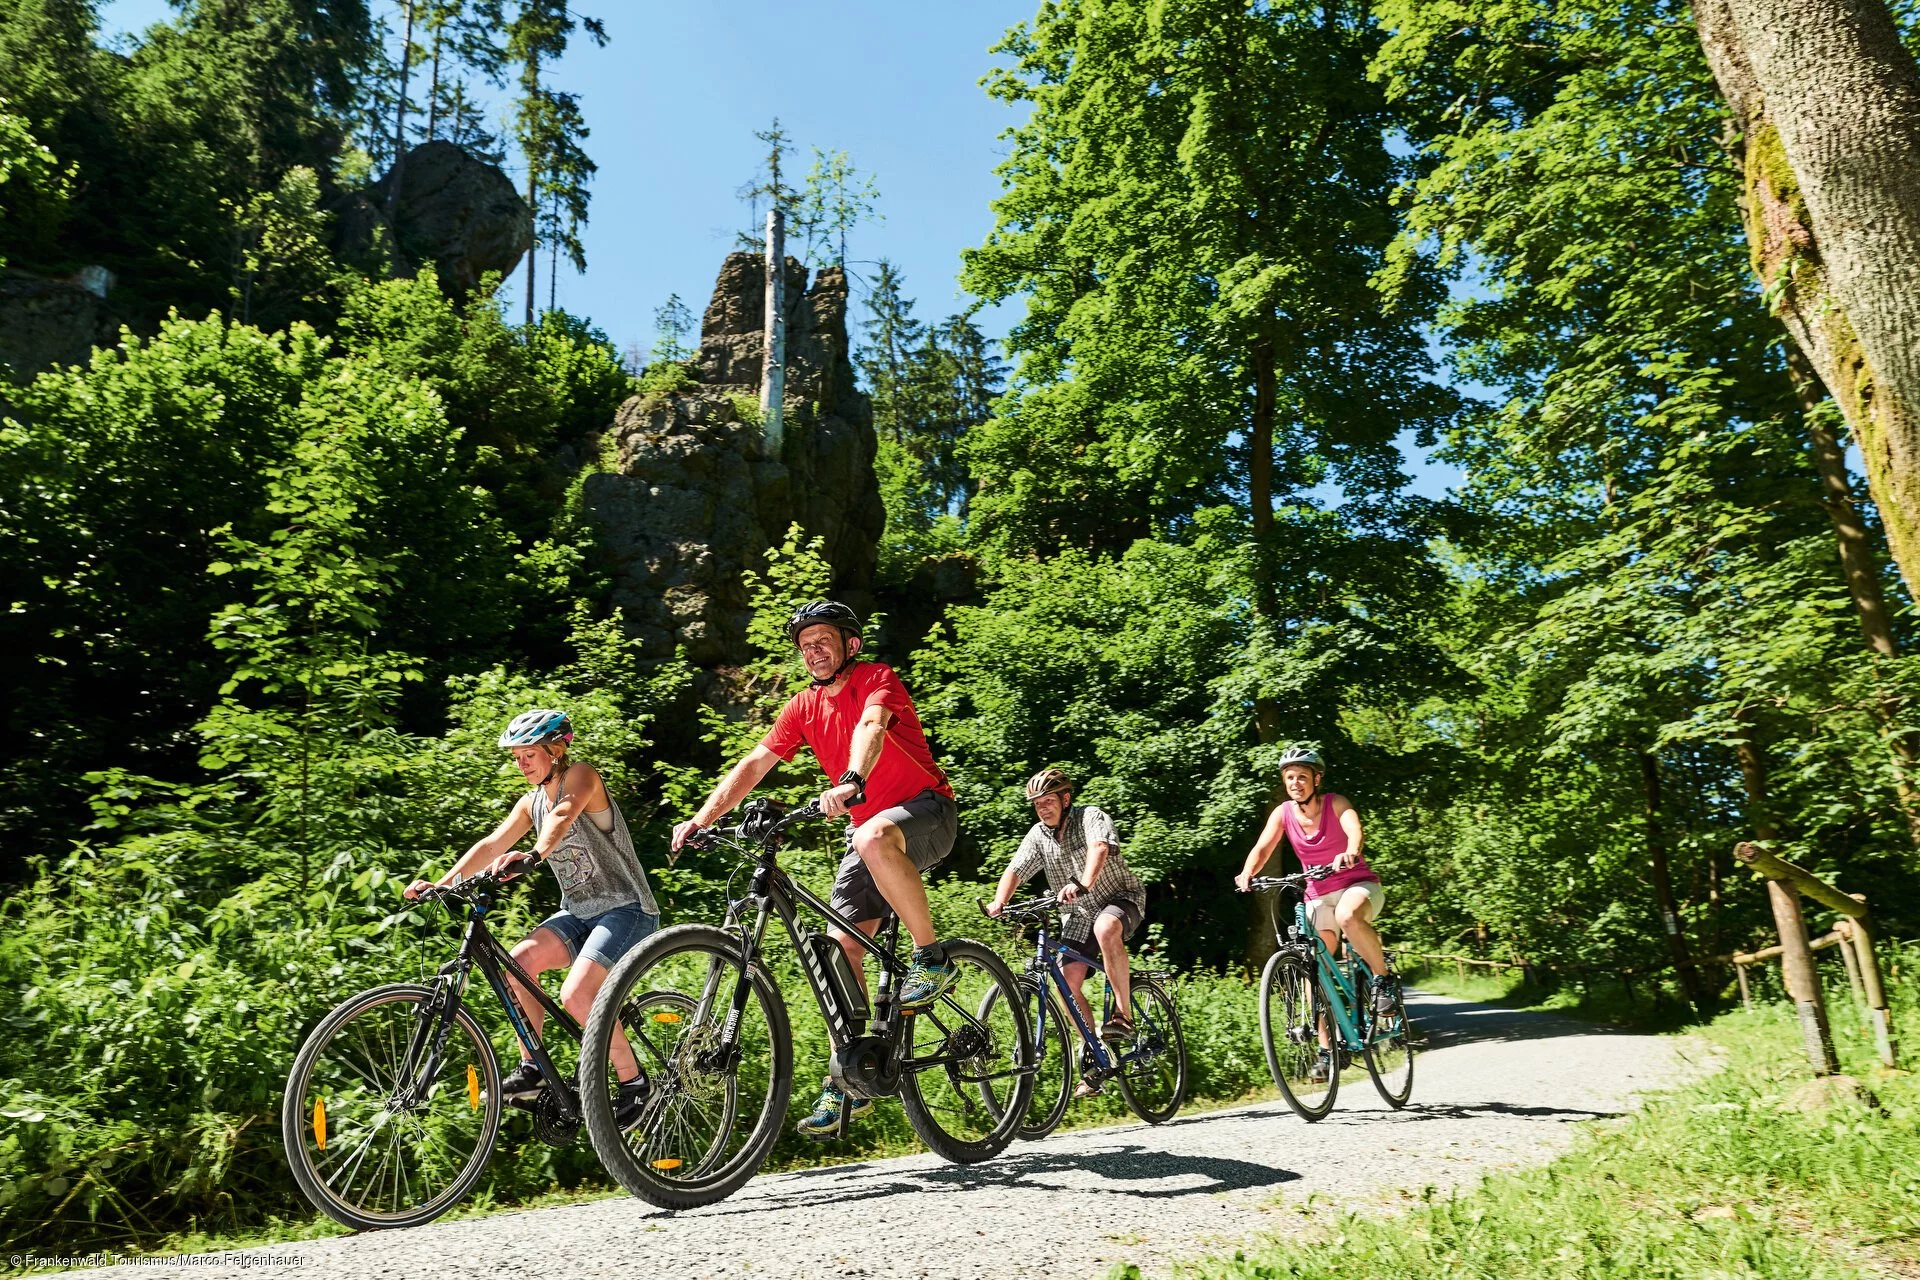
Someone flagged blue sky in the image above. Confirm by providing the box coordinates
[101,0,1464,499]
[104,0,1031,352]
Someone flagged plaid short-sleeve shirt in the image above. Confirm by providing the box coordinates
[1006,804,1146,937]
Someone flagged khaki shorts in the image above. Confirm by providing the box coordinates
[1306,881,1385,935]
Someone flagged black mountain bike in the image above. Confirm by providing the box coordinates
[982,893,1188,1137]
[579,798,1034,1210]
[282,858,657,1230]
[1251,870,1415,1121]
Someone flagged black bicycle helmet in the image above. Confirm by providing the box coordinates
[785,600,862,646]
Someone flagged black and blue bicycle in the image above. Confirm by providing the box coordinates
[980,894,1187,1137]
[1250,870,1415,1120]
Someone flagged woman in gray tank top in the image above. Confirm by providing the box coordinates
[404,709,659,1122]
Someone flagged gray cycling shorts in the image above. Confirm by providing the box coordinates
[1065,898,1145,951]
[829,789,957,926]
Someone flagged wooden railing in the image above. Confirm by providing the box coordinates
[1728,841,1897,1074]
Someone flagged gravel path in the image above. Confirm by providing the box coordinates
[68,991,1690,1280]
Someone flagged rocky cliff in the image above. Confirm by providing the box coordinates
[584,252,883,667]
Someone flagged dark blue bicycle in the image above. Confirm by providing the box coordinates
[980,894,1187,1137]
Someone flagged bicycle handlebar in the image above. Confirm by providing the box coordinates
[1247,866,1335,893]
[981,894,1059,924]
[414,853,536,904]
[685,799,827,853]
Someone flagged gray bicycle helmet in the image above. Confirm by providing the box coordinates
[1277,745,1325,773]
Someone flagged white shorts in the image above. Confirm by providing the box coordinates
[1307,881,1385,935]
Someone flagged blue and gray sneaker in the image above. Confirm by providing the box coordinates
[897,943,958,1011]
[794,1080,872,1140]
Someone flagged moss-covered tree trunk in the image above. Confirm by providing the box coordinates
[1692,0,1920,598]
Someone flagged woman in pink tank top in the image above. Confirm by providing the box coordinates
[1236,747,1401,1022]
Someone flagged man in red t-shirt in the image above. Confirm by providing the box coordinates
[671,600,960,1139]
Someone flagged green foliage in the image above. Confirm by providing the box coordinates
[0,605,690,1255]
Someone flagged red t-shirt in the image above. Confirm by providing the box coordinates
[760,662,953,825]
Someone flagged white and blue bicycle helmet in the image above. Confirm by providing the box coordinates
[498,708,573,749]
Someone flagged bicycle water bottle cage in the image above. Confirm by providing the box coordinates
[740,797,789,844]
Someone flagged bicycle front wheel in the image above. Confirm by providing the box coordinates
[900,938,1033,1163]
[1261,952,1338,1121]
[977,976,1071,1140]
[580,924,793,1211]
[1114,977,1187,1124]
[282,982,501,1231]
[1364,982,1416,1108]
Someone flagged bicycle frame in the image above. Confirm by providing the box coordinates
[1281,896,1374,1054]
[405,891,588,1123]
[727,844,908,1048]
[1026,922,1150,1075]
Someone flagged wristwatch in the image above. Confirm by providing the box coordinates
[1068,877,1087,894]
[837,769,866,803]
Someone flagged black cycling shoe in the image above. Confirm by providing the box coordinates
[613,1075,651,1130]
[1371,973,1403,1016]
[497,1061,544,1102]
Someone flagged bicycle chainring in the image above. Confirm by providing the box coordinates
[534,1087,580,1147]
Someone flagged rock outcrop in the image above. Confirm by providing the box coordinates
[585,252,884,666]
[333,141,532,297]
[0,268,119,377]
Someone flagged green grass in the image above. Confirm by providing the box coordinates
[1139,972,1920,1280]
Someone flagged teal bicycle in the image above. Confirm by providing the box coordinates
[1250,870,1414,1120]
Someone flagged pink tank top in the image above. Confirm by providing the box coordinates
[1280,793,1378,900]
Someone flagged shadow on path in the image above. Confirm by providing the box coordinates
[669,1144,1299,1220]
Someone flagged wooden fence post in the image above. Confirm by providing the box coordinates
[1847,897,1898,1069]
[1764,877,1842,1075]
[1735,961,1752,1010]
[1835,919,1868,1017]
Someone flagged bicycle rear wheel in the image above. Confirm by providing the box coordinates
[1113,978,1186,1124]
[1363,981,1415,1108]
[1260,952,1338,1121]
[977,976,1071,1140]
[580,924,792,1210]
[900,939,1033,1163]
[282,983,500,1231]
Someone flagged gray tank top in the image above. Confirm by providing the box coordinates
[529,768,659,919]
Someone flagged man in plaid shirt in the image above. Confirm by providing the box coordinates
[986,768,1148,1092]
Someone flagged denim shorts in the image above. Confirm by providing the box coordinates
[535,903,659,971]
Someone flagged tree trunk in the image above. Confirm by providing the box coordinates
[1641,752,1708,1015]
[427,25,443,141]
[1692,0,1920,598]
[1244,330,1283,970]
[524,154,538,327]
[387,0,417,219]
[1790,353,1920,845]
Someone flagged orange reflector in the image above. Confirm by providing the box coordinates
[467,1065,481,1111]
[650,1011,683,1024]
[312,1097,327,1150]
[650,1158,682,1170]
